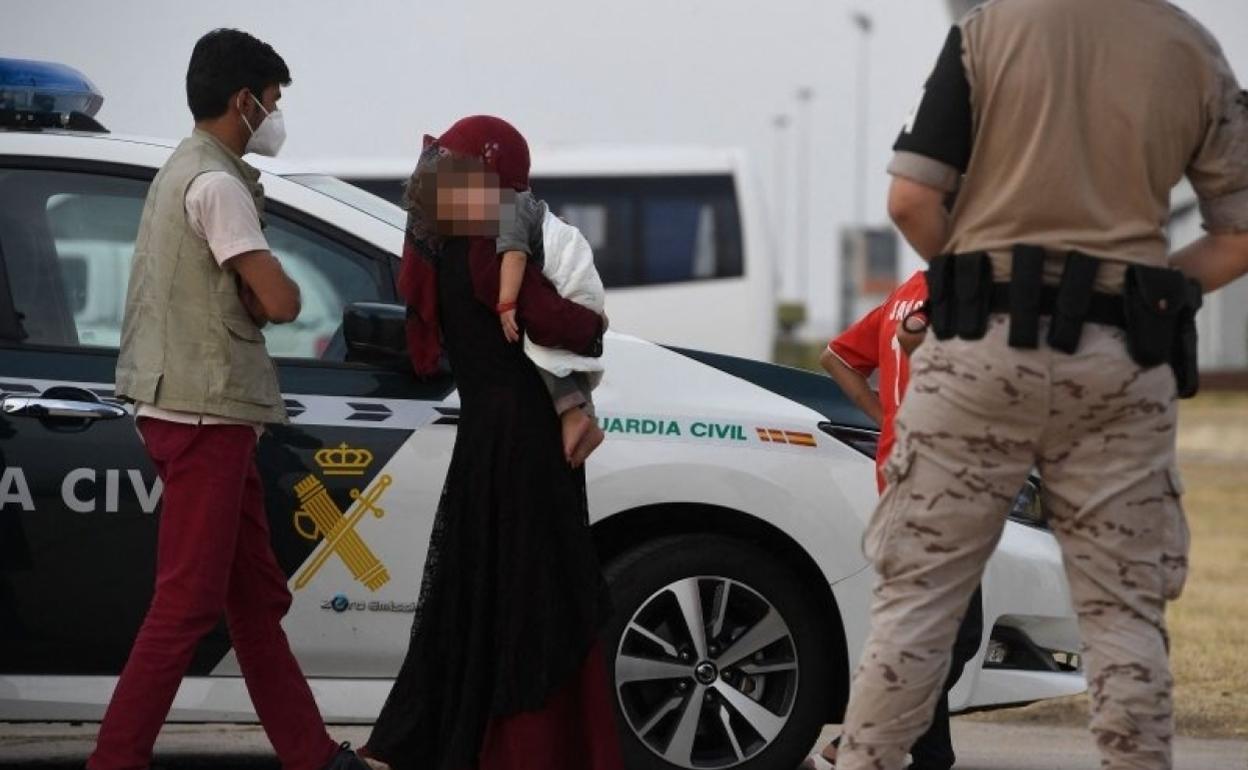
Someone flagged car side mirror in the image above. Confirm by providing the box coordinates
[342,302,410,369]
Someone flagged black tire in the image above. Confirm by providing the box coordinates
[603,534,838,770]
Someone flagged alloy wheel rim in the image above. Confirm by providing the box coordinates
[614,576,800,769]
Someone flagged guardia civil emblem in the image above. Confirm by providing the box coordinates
[291,443,391,591]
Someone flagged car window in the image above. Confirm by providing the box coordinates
[0,166,386,361]
[0,170,144,347]
[261,213,384,359]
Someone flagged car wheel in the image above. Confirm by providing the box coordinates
[603,534,837,770]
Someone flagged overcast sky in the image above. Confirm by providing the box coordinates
[6,0,1247,329]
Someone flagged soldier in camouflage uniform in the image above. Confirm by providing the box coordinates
[836,1,1248,769]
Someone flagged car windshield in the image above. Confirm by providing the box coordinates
[284,173,406,231]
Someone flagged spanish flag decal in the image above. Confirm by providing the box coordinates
[755,428,818,448]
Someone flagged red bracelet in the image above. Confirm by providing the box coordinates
[496,301,517,314]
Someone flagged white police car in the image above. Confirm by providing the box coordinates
[0,60,1084,770]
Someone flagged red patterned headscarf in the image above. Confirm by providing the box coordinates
[399,116,532,376]
[437,115,531,192]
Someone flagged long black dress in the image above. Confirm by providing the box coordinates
[364,240,613,770]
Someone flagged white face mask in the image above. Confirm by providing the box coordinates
[240,92,286,157]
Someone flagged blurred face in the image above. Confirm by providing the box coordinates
[426,158,515,237]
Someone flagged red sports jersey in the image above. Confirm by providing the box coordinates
[829,271,928,491]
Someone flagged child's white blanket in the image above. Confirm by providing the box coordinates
[524,209,605,388]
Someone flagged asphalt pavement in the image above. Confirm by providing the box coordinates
[1,721,1244,769]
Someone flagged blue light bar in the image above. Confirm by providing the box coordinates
[0,57,103,118]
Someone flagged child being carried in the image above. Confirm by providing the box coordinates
[496,191,606,467]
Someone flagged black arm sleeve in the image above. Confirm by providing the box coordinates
[893,25,974,173]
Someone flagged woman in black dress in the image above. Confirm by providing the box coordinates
[360,116,622,770]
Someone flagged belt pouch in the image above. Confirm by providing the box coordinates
[1008,244,1045,348]
[1122,264,1185,367]
[1047,251,1099,353]
[953,251,993,340]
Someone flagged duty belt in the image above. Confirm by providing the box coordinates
[987,284,1126,329]
[925,245,1202,398]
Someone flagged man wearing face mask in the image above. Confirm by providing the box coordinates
[94,29,368,770]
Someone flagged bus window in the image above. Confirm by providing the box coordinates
[538,174,743,289]
[643,198,716,282]
[340,173,746,290]
[541,195,634,289]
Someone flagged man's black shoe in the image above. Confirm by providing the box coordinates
[322,741,372,770]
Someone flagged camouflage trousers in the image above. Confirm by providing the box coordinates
[838,317,1189,770]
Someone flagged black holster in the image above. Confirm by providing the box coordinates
[1123,265,1202,398]
[1173,279,1202,398]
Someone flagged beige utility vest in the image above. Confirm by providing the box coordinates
[115,130,286,424]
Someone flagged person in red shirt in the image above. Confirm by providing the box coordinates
[823,271,928,492]
[805,271,982,770]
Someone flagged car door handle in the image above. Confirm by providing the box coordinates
[1,395,128,421]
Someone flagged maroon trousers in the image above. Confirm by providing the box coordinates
[88,419,337,770]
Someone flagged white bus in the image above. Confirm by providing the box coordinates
[303,146,775,360]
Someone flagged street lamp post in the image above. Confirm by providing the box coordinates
[772,113,791,301]
[794,86,814,308]
[851,11,873,225]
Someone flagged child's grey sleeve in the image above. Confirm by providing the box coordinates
[536,369,588,415]
[497,191,548,262]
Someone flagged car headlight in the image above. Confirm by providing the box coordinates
[1007,475,1047,528]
